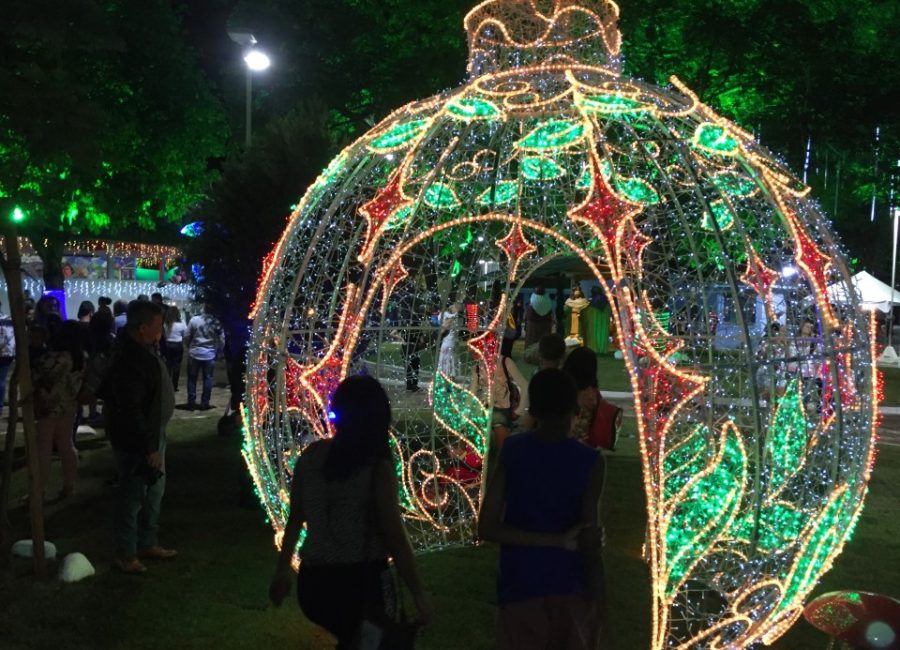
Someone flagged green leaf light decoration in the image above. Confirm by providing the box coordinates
[515,119,586,150]
[423,182,461,209]
[520,156,566,180]
[368,118,430,152]
[614,177,660,204]
[477,180,518,206]
[446,96,503,121]
[578,93,649,116]
[701,199,735,231]
[692,122,740,156]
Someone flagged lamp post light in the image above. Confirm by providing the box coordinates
[228,30,271,147]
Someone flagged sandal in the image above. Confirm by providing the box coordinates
[114,557,147,574]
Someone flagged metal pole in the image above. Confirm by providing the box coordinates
[245,66,252,148]
[890,207,898,352]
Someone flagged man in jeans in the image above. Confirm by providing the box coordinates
[185,303,224,411]
[0,300,15,415]
[104,300,176,574]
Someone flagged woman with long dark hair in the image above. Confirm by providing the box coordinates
[33,320,85,499]
[269,375,432,647]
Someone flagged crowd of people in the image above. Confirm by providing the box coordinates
[0,291,225,574]
[270,321,622,649]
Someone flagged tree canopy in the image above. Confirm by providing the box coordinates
[0,0,229,285]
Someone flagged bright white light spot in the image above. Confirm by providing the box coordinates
[865,621,895,648]
[385,154,394,161]
[477,236,485,242]
[244,49,271,71]
[781,265,798,278]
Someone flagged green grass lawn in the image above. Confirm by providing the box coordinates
[1,415,897,649]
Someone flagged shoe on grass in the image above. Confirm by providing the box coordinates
[137,546,178,560]
[114,557,147,574]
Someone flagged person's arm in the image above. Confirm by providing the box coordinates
[270,458,306,606]
[478,457,579,549]
[373,460,433,623]
[578,454,606,601]
[507,358,530,418]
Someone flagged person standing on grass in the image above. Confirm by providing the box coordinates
[103,300,177,574]
[0,299,16,416]
[269,376,433,647]
[479,368,606,650]
[163,306,187,392]
[32,320,86,500]
[185,303,224,410]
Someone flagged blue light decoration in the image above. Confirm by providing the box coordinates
[180,222,204,238]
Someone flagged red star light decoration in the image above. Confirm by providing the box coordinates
[568,154,642,274]
[358,166,411,262]
[782,211,836,327]
[495,223,537,280]
[381,259,409,308]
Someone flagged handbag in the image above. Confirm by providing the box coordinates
[500,356,521,416]
[359,562,420,650]
[587,388,623,451]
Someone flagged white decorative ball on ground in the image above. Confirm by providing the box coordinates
[11,539,56,560]
[58,553,95,583]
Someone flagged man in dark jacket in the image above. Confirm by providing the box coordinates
[105,300,176,573]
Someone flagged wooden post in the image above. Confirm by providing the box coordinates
[0,225,46,576]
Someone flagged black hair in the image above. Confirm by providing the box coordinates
[136,294,150,302]
[77,300,95,319]
[538,333,566,364]
[323,375,392,480]
[89,310,115,353]
[98,296,112,307]
[528,368,578,419]
[113,300,128,316]
[562,345,598,390]
[50,320,85,372]
[126,300,163,329]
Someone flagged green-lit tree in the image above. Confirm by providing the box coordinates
[0,0,228,288]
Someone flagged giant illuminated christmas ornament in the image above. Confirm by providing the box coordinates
[244,1,880,647]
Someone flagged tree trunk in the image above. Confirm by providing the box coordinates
[0,224,47,577]
[0,367,19,557]
[34,234,65,291]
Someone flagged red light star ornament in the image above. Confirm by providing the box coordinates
[495,223,537,280]
[358,166,412,262]
[569,154,643,276]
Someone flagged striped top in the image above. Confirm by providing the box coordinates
[296,439,389,566]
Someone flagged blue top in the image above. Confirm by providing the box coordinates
[497,432,601,605]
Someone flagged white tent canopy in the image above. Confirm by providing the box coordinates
[827,270,900,313]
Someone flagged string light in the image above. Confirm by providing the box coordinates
[243,2,878,647]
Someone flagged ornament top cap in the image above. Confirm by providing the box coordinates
[464,0,622,77]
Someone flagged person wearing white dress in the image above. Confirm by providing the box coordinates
[438,302,462,377]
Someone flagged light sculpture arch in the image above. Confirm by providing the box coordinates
[244,1,879,647]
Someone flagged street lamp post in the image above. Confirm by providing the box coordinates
[227,31,271,147]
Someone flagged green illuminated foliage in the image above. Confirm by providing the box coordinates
[701,200,735,231]
[614,177,661,204]
[713,170,758,197]
[423,182,460,209]
[664,422,747,594]
[692,123,739,155]
[432,372,489,454]
[445,96,502,120]
[369,119,430,151]
[516,119,586,150]
[520,156,566,180]
[477,180,518,206]
[385,204,414,230]
[765,379,810,495]
[578,93,649,116]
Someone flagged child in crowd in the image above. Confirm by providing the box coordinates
[479,369,606,649]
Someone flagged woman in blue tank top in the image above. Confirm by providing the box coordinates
[479,368,606,649]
